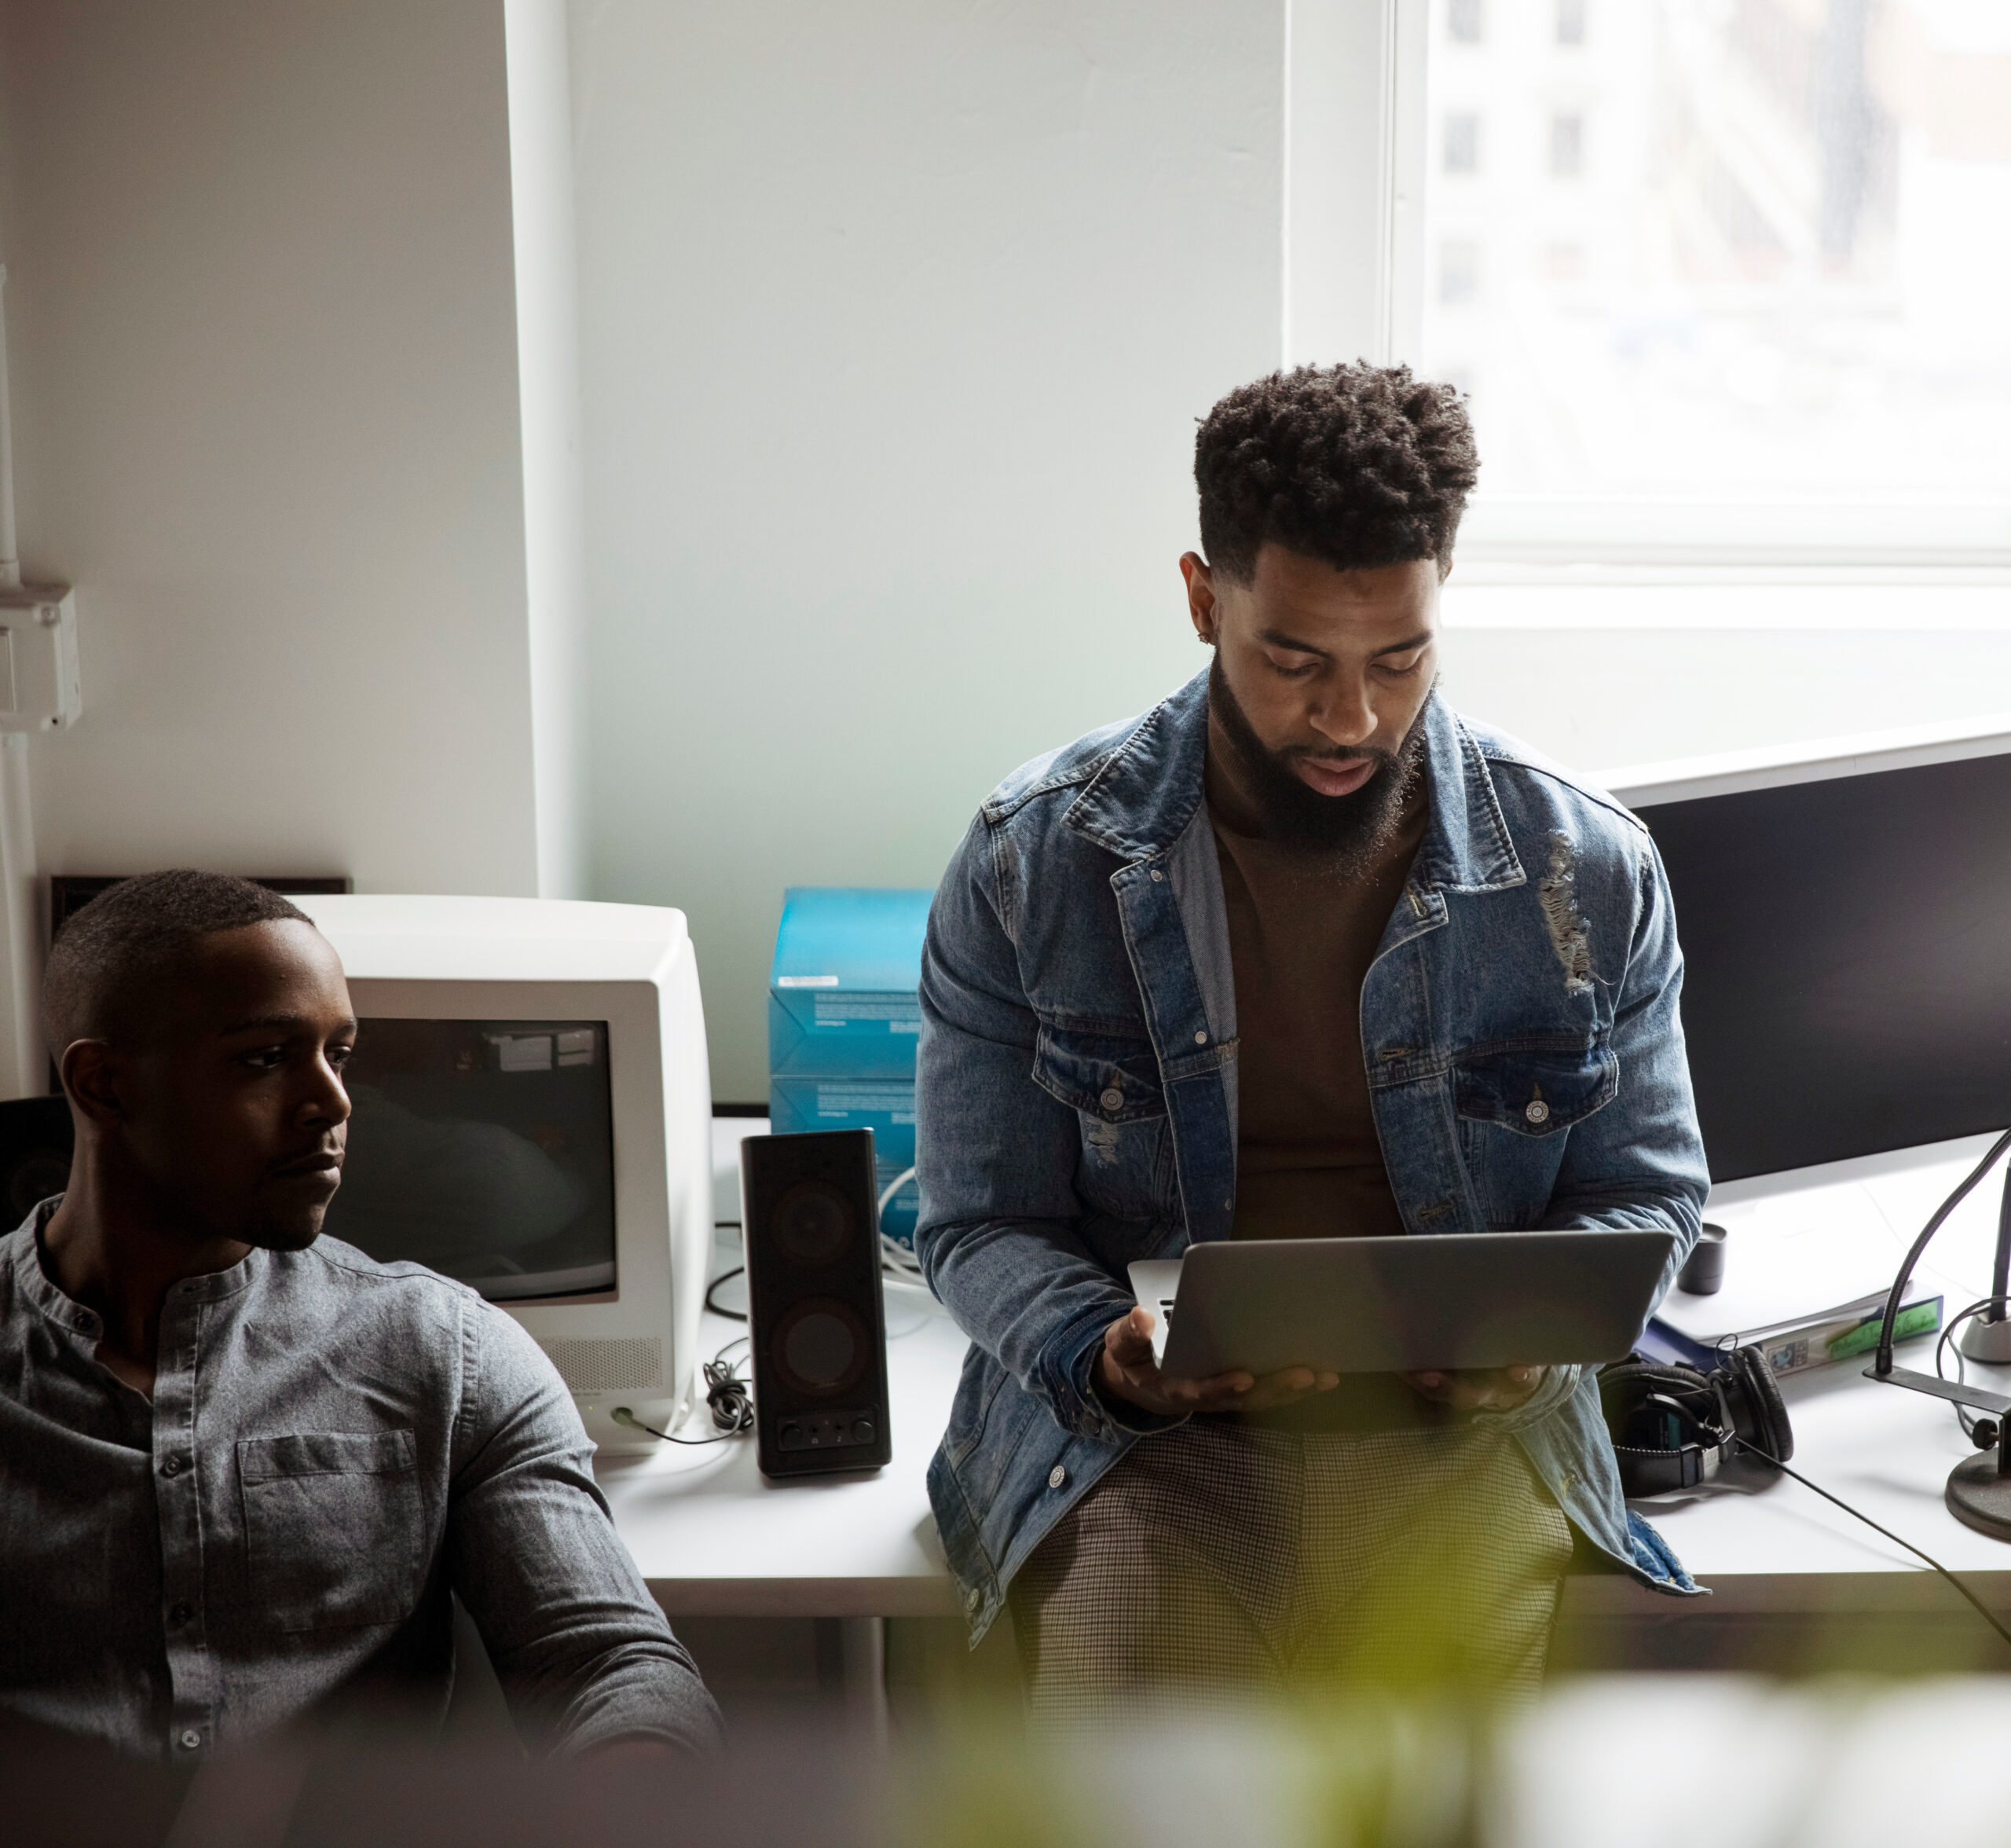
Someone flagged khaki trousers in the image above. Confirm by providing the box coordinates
[1008,1414,1573,1729]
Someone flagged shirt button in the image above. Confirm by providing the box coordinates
[161,1456,185,1477]
[1048,1465,1067,1489]
[1525,1099,1551,1125]
[169,1603,195,1627]
[178,1729,202,1751]
[1098,1087,1124,1113]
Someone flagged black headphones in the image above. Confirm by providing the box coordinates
[1598,1346,1793,1498]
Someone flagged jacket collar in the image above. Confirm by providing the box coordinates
[1064,668,1525,893]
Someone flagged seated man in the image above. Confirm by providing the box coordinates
[915,365,1706,1721]
[0,872,721,1760]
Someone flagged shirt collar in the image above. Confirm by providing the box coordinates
[11,1194,265,1337]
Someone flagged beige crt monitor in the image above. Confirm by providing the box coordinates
[294,895,712,1455]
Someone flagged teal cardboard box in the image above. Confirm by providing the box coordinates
[767,1076,918,1242]
[767,887,932,1080]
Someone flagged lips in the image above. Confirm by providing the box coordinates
[1291,755,1378,798]
[274,1150,344,1180]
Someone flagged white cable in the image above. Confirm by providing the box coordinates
[875,1165,918,1218]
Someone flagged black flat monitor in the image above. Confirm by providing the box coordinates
[1627,739,2011,1182]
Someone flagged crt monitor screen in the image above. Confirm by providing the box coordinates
[321,1018,617,1301]
[1635,749,2011,1183]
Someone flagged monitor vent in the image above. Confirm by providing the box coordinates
[539,1336,664,1393]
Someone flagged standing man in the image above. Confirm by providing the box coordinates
[0,871,721,1761]
[915,365,1705,1719]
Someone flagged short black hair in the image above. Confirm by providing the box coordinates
[42,871,312,1050]
[1194,363,1479,582]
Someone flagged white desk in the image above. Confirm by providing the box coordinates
[603,1126,2011,1655]
[599,1287,964,1619]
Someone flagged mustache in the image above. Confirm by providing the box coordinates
[1283,743,1399,768]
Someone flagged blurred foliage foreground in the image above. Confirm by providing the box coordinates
[13,1676,2011,1848]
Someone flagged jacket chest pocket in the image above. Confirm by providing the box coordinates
[238,1431,424,1632]
[1031,1025,1176,1222]
[1454,1043,1617,1136]
[1452,1042,1618,1227]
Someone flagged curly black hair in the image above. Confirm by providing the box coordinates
[43,870,312,1052]
[1195,363,1479,582]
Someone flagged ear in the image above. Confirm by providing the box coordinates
[1180,552,1219,646]
[59,1040,126,1130]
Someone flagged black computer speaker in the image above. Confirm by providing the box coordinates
[740,1128,892,1478]
[0,1094,74,1227]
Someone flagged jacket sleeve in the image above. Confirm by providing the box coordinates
[914,815,1163,1443]
[445,1304,724,1758]
[1538,827,1709,1306]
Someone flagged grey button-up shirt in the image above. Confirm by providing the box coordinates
[0,1204,720,1762]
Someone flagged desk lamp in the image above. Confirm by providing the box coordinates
[1865,1127,2011,1539]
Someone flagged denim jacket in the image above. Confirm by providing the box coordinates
[914,670,1709,1642]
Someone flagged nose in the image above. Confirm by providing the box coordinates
[1310,670,1378,749]
[306,1052,352,1128]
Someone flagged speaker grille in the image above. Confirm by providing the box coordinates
[539,1336,664,1393]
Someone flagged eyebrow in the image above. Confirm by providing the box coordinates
[1256,627,1435,661]
[218,1014,358,1037]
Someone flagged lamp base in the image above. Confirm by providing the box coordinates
[1946,1454,2011,1539]
[1957,1316,2011,1364]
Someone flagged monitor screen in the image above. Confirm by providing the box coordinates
[321,1018,618,1300]
[1636,750,2011,1182]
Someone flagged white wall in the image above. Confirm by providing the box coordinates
[572,0,1288,1100]
[0,0,545,906]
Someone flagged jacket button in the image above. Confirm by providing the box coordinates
[965,1587,984,1613]
[168,1603,195,1627]
[1098,1087,1123,1113]
[1150,868,1164,882]
[1525,1099,1551,1124]
[1194,1030,1207,1044]
[178,1729,202,1751]
[1049,1465,1067,1489]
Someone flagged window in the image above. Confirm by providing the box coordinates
[1438,239,1481,306]
[1447,0,1482,47]
[1548,112,1583,178]
[1443,111,1481,175]
[1419,0,2011,565]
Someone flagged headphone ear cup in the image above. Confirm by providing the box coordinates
[1725,1343,1794,1466]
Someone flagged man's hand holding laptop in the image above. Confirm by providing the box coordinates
[1096,1303,1547,1417]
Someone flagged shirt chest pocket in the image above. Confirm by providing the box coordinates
[238,1431,425,1632]
[1031,1025,1177,1222]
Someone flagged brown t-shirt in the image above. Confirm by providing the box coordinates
[1207,710,1426,1244]
[1206,711,1441,1432]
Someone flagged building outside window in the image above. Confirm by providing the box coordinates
[1419,0,2011,566]
[1444,110,1482,174]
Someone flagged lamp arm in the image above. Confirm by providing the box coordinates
[1875,1126,2011,1377]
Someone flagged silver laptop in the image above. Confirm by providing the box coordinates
[1129,1230,1675,1380]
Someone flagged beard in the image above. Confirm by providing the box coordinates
[1207,653,1430,862]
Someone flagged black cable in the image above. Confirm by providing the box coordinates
[704,1266,747,1322]
[613,1337,754,1446]
[1936,1298,2006,1443]
[1875,1127,2011,1375]
[1733,1432,2011,1656]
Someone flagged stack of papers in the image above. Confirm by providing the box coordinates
[1647,1179,1948,1376]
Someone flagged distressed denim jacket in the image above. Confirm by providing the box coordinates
[914,670,1709,1642]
